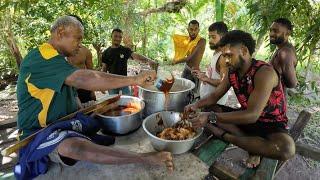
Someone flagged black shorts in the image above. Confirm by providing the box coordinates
[203,104,288,138]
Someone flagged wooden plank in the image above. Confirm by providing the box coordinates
[211,162,240,180]
[289,110,312,141]
[1,95,120,156]
[253,158,278,180]
[0,172,15,180]
[239,167,256,180]
[276,110,312,173]
[240,158,278,180]
[0,118,16,130]
[296,142,320,161]
[193,139,228,166]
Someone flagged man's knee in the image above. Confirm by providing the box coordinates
[57,137,89,159]
[275,135,296,161]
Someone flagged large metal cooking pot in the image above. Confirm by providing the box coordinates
[138,78,195,116]
[142,111,203,154]
[97,95,145,134]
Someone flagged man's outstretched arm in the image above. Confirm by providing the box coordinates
[131,53,157,66]
[65,69,156,91]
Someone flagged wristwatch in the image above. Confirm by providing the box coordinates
[208,111,218,124]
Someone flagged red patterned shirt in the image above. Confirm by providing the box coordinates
[229,59,288,123]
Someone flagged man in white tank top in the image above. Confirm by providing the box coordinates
[193,22,229,105]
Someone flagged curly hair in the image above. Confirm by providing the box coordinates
[273,18,293,31]
[208,21,228,35]
[219,30,256,56]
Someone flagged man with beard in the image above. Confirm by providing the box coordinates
[102,28,158,95]
[172,20,206,93]
[269,18,298,95]
[185,30,295,168]
[192,22,229,105]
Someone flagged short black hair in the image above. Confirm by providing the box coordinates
[273,18,293,31]
[188,20,199,27]
[112,28,123,34]
[208,22,228,35]
[219,30,256,56]
[68,14,83,25]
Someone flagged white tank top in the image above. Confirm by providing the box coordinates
[199,52,228,105]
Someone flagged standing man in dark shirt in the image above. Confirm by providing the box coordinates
[102,28,158,95]
[269,18,298,96]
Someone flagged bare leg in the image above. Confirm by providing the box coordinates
[207,125,295,161]
[212,123,261,168]
[57,137,174,171]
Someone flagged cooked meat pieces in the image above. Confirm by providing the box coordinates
[157,126,196,140]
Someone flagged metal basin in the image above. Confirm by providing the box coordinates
[138,78,195,116]
[142,111,203,154]
[97,95,145,134]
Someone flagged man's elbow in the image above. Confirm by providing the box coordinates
[65,70,92,90]
[285,80,298,88]
[247,111,260,124]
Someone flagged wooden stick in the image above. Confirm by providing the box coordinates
[1,95,120,157]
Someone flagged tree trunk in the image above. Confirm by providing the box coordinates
[253,31,266,58]
[92,43,103,68]
[215,0,225,22]
[122,0,136,50]
[140,0,187,16]
[5,30,22,68]
[142,17,147,55]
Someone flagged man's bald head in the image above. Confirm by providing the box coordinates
[50,16,84,34]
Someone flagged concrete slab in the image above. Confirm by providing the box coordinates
[36,127,209,180]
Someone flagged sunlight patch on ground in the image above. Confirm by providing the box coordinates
[0,115,14,121]
[8,129,18,139]
[2,156,12,165]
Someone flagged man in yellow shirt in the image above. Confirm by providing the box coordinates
[172,20,206,93]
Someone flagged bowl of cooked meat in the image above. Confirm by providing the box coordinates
[142,111,203,154]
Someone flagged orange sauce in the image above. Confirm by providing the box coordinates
[103,102,141,116]
[159,73,174,110]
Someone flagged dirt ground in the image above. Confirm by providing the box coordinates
[0,64,319,179]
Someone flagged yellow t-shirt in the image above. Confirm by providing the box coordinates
[172,34,201,63]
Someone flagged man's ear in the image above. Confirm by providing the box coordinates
[286,30,291,36]
[240,45,248,56]
[56,26,65,39]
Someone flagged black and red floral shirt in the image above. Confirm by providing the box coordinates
[229,59,288,123]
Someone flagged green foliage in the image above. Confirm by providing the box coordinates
[215,0,225,21]
[0,0,319,77]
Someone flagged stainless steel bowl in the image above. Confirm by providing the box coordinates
[142,111,203,154]
[97,95,145,134]
[138,78,195,116]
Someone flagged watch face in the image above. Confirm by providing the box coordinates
[209,112,217,124]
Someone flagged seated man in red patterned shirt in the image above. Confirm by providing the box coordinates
[185,30,295,168]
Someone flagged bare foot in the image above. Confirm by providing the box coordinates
[143,151,174,172]
[244,155,261,168]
